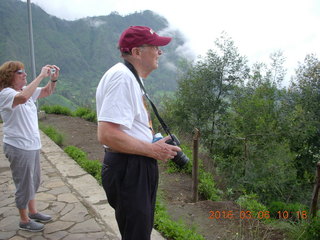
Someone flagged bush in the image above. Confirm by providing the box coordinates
[287,217,320,240]
[74,107,97,122]
[40,125,64,146]
[41,105,73,116]
[74,107,92,117]
[64,145,102,184]
[236,194,268,219]
[154,197,205,240]
[199,170,221,201]
[268,201,308,221]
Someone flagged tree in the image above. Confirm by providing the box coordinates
[287,54,320,181]
[166,32,249,152]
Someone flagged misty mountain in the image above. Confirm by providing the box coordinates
[0,0,190,110]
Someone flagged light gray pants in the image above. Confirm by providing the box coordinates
[3,143,41,209]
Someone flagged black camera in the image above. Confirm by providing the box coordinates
[165,134,189,168]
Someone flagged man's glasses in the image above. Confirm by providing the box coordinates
[16,69,26,74]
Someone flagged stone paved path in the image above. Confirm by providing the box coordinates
[0,124,164,240]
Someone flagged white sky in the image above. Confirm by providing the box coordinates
[21,0,320,82]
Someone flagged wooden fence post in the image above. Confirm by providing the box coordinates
[192,128,200,203]
[310,162,320,218]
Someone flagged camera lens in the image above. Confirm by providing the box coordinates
[172,151,189,168]
[165,135,189,168]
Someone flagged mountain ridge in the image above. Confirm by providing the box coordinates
[0,0,190,109]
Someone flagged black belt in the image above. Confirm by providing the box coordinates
[104,148,119,153]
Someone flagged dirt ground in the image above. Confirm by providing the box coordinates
[40,114,286,240]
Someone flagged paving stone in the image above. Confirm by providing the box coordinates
[7,236,25,240]
[57,193,79,203]
[43,179,65,189]
[44,231,68,240]
[31,236,46,240]
[0,196,15,208]
[60,203,75,216]
[0,215,19,231]
[35,201,50,212]
[63,232,107,240]
[50,202,66,213]
[60,203,89,222]
[44,221,74,234]
[47,186,71,195]
[0,207,18,217]
[68,219,103,233]
[36,192,56,201]
[0,231,16,239]
[19,230,42,238]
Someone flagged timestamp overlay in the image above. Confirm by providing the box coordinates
[208,210,308,220]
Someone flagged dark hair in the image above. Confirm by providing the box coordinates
[0,61,24,90]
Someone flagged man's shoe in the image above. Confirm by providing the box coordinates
[29,212,52,223]
[19,220,44,232]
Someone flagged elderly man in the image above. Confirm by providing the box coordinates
[96,26,180,240]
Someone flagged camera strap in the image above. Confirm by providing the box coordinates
[124,60,172,137]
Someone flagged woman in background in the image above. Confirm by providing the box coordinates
[0,61,60,232]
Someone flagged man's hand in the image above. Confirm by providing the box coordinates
[151,136,181,161]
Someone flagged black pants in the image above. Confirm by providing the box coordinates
[101,152,159,240]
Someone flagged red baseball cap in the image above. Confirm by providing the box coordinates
[118,26,172,53]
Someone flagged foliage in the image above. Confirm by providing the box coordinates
[268,201,308,221]
[236,194,268,219]
[198,170,220,201]
[287,54,320,182]
[74,107,97,122]
[0,0,188,110]
[159,33,320,214]
[287,217,320,240]
[163,32,249,152]
[64,145,102,184]
[154,196,205,240]
[41,105,73,116]
[39,124,64,146]
[41,105,97,123]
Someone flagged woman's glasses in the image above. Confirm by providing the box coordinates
[16,69,26,74]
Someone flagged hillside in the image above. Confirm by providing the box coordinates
[0,0,190,109]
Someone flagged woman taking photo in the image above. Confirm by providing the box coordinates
[0,61,60,232]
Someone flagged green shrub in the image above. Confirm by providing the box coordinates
[64,145,102,184]
[64,145,87,160]
[199,170,221,201]
[82,112,97,122]
[74,107,92,117]
[236,194,268,219]
[268,201,308,221]
[40,125,64,146]
[154,198,205,240]
[41,105,73,116]
[288,217,320,240]
[74,107,97,122]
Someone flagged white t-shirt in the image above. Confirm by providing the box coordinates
[0,87,42,150]
[96,62,153,145]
